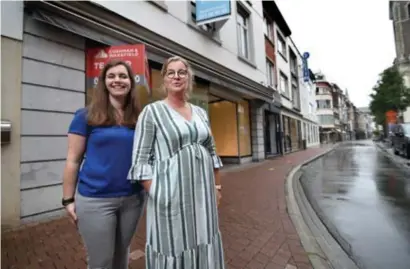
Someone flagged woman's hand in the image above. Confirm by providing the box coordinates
[65,203,77,226]
[216,190,222,207]
[216,185,222,207]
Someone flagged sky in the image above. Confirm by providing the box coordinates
[275,0,396,108]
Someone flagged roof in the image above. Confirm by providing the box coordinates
[315,80,333,88]
[262,1,292,37]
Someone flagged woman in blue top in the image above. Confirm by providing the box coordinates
[62,59,145,269]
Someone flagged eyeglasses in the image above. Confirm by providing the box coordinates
[165,69,188,79]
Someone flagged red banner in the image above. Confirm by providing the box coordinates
[85,44,151,104]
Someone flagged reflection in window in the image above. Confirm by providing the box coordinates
[238,100,251,156]
[209,101,238,156]
[266,60,275,86]
[279,72,289,97]
[318,115,335,125]
[316,100,332,109]
[277,32,286,57]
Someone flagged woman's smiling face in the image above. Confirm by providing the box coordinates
[105,64,132,98]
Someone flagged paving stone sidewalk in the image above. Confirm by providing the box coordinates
[2,146,330,269]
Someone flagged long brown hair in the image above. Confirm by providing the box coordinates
[87,59,140,128]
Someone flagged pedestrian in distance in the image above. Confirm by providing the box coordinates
[128,55,225,269]
[62,59,146,269]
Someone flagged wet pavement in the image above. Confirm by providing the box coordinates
[300,140,410,269]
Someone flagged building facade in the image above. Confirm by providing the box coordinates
[389,1,410,122]
[357,107,374,139]
[2,0,280,226]
[346,98,357,140]
[315,72,359,143]
[315,77,337,143]
[264,1,312,154]
[1,0,325,226]
[298,63,320,148]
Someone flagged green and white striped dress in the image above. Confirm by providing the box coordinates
[128,100,225,269]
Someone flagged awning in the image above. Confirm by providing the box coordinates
[29,8,121,46]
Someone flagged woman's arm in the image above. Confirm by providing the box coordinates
[63,134,86,199]
[63,109,88,201]
[128,105,156,193]
[214,168,221,187]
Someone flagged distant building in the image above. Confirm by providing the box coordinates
[389,1,410,122]
[357,107,374,139]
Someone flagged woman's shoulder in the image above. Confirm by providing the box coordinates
[71,107,88,123]
[190,104,207,116]
[142,100,163,110]
[74,107,88,116]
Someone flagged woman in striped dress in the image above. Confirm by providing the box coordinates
[128,56,225,268]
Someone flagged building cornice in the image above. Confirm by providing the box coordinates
[25,0,275,103]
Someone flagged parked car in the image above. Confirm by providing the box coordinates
[392,123,410,158]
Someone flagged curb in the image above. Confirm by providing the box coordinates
[285,144,360,269]
[374,142,410,172]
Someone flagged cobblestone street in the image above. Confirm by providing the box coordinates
[2,146,330,269]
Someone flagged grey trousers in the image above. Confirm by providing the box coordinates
[76,191,146,269]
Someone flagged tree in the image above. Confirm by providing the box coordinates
[369,66,410,134]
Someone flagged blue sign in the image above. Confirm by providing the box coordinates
[302,52,310,82]
[303,52,310,59]
[196,0,231,25]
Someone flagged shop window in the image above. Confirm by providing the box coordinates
[209,101,238,156]
[190,78,210,113]
[289,118,299,150]
[238,100,251,156]
[283,115,291,152]
[150,68,166,103]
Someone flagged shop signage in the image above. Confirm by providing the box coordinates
[86,44,151,102]
[302,52,310,83]
[195,0,231,28]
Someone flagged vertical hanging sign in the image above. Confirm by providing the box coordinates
[302,52,310,82]
[86,44,151,106]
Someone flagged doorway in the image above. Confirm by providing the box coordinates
[264,111,281,156]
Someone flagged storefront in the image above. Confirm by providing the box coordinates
[281,111,302,153]
[264,106,282,157]
[12,0,275,223]
[149,64,253,164]
[302,120,320,147]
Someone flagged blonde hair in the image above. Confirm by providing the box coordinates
[160,56,194,100]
